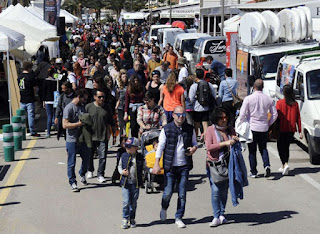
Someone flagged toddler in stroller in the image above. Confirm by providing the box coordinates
[144,139,164,193]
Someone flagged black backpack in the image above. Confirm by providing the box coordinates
[196,80,212,107]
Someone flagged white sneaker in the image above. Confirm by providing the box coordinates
[160,209,167,221]
[278,167,284,173]
[86,171,93,179]
[219,216,228,224]
[209,218,220,227]
[71,183,78,192]
[282,165,290,175]
[97,176,107,183]
[175,219,186,228]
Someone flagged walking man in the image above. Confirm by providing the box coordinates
[18,62,40,137]
[63,89,90,191]
[153,106,198,228]
[239,79,278,178]
[85,89,114,183]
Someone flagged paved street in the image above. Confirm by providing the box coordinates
[1,134,320,233]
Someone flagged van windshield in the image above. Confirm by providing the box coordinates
[181,39,197,53]
[258,53,285,78]
[306,69,320,99]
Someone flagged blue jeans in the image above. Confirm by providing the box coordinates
[122,184,140,220]
[20,102,36,134]
[206,167,229,218]
[164,110,173,123]
[66,142,90,185]
[88,141,107,177]
[161,165,189,219]
[248,131,270,175]
[45,104,55,136]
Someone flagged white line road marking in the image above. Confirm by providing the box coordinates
[268,144,320,192]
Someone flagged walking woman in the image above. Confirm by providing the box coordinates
[124,75,145,138]
[276,85,302,175]
[145,70,163,105]
[159,72,185,122]
[205,108,238,227]
[42,67,57,138]
[116,69,128,137]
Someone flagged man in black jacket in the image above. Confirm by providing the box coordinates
[153,106,198,228]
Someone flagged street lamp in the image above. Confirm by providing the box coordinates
[169,0,172,24]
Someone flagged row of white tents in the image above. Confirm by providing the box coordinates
[0,3,78,60]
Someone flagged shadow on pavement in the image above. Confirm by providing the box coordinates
[14,157,39,162]
[187,174,207,192]
[79,183,113,191]
[0,202,21,207]
[0,184,26,190]
[290,167,320,175]
[0,165,11,181]
[225,210,298,226]
[137,218,196,227]
[24,146,65,151]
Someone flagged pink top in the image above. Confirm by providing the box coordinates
[239,91,278,132]
[205,125,235,162]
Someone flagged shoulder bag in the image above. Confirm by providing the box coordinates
[225,79,243,110]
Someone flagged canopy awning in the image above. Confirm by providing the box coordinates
[0,25,25,52]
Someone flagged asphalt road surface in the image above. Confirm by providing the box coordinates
[1,134,320,233]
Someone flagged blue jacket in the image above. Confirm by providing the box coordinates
[163,121,194,172]
[228,142,249,207]
[119,152,144,188]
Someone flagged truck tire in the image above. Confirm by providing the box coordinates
[307,133,320,165]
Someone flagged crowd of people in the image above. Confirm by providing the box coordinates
[16,22,302,229]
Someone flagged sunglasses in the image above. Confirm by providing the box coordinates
[175,113,186,118]
[97,96,105,99]
[220,116,228,120]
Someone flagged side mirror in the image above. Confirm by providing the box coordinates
[248,75,255,87]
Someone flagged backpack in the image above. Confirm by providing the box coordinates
[196,80,212,107]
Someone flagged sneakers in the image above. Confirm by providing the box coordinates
[278,167,284,173]
[121,219,129,229]
[86,171,93,179]
[282,165,290,175]
[160,208,167,221]
[265,166,271,177]
[219,216,228,224]
[71,183,78,192]
[175,219,186,228]
[80,176,87,186]
[249,173,259,178]
[209,218,220,227]
[130,219,136,228]
[97,176,107,183]
[31,133,40,137]
[45,134,50,139]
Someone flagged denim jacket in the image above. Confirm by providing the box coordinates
[228,142,249,207]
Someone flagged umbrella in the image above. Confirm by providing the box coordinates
[172,21,186,30]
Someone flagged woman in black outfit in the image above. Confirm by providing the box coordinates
[145,70,163,105]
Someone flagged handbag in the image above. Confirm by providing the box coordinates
[269,118,280,140]
[225,79,243,109]
[208,156,229,183]
[208,129,230,184]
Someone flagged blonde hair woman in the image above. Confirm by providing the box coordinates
[159,72,185,122]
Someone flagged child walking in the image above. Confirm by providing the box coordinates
[118,137,144,229]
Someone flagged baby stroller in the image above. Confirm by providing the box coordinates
[141,129,164,193]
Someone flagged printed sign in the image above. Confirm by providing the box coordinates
[204,40,226,55]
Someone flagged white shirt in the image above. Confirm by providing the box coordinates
[67,72,77,84]
[178,67,189,83]
[156,126,197,167]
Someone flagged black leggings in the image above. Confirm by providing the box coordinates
[129,108,139,138]
[277,132,294,165]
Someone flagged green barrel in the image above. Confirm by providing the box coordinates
[12,116,22,151]
[2,124,14,162]
[17,109,26,140]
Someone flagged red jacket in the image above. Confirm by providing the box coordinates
[276,99,301,133]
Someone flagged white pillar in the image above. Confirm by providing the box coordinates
[213,16,217,36]
[207,16,210,35]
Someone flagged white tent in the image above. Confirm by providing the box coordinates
[27,5,79,25]
[0,3,58,59]
[0,26,25,122]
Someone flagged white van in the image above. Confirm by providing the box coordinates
[190,36,226,74]
[275,51,320,164]
[173,33,211,62]
[157,28,185,52]
[149,24,172,42]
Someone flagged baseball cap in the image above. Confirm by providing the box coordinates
[152,70,160,77]
[125,137,140,148]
